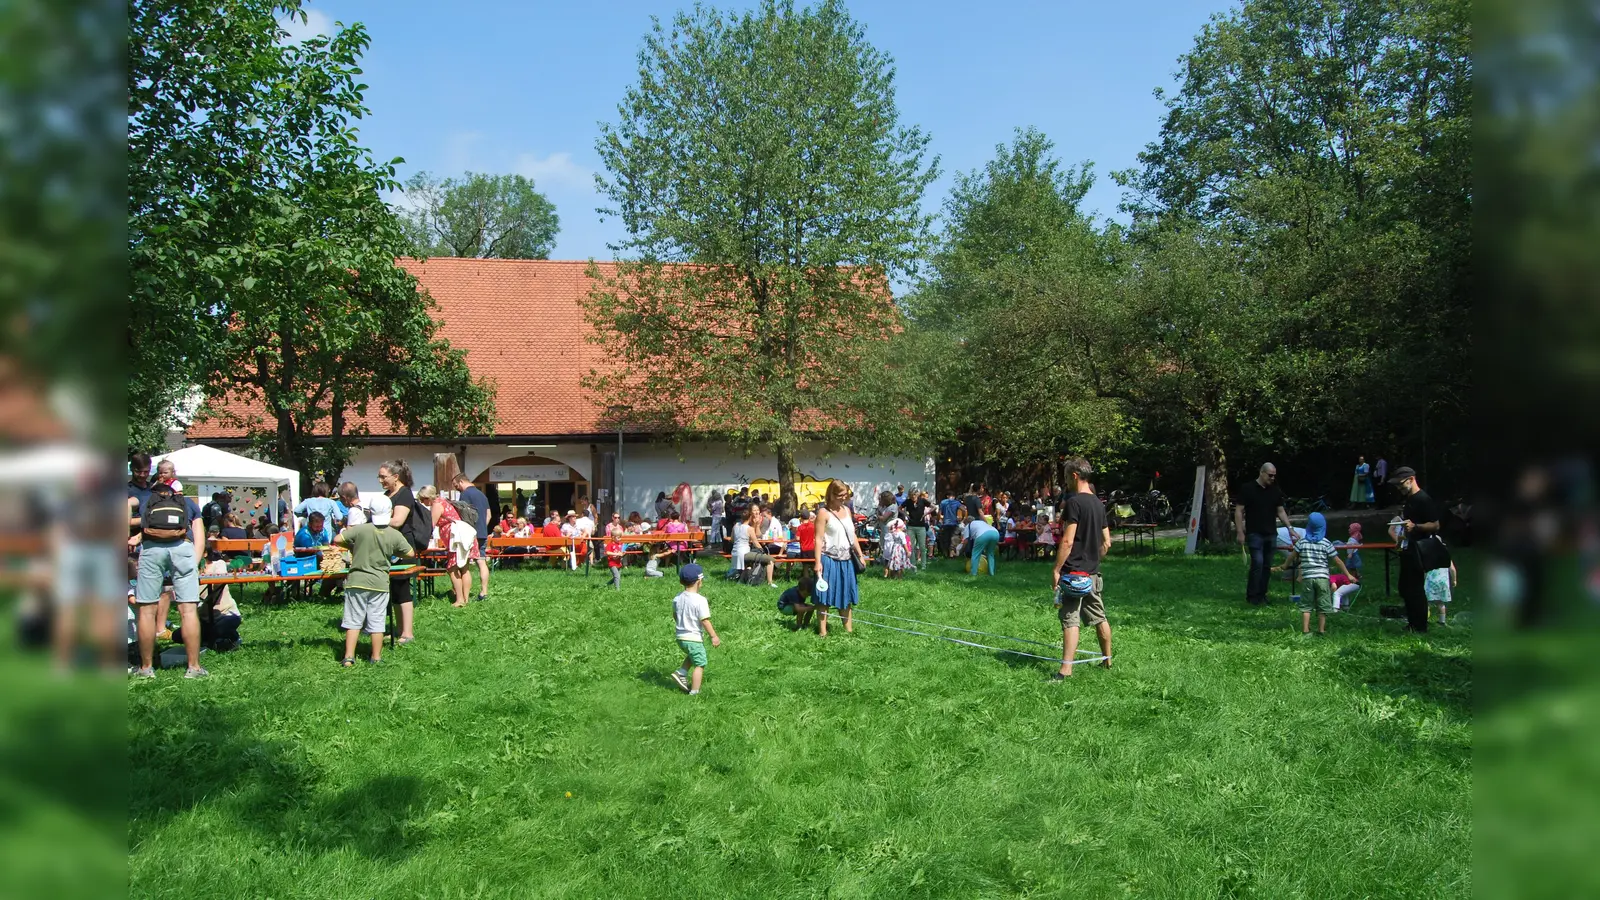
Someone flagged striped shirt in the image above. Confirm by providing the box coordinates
[1294,537,1339,579]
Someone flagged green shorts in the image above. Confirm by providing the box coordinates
[678,638,708,667]
[779,603,796,616]
[1296,578,1334,613]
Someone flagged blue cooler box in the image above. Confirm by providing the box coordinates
[279,555,320,576]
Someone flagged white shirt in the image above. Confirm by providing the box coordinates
[732,522,752,555]
[673,589,711,641]
[560,522,577,537]
[574,515,595,537]
[344,506,367,527]
[820,508,857,559]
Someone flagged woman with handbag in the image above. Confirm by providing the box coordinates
[814,481,865,637]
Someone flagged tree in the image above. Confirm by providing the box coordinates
[129,0,496,485]
[585,0,940,512]
[1115,0,1471,514]
[910,129,1133,474]
[398,171,560,259]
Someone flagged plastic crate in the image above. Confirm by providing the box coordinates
[279,555,320,577]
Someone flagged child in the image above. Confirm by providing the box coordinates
[882,517,911,578]
[1426,551,1458,625]
[670,563,719,695]
[1288,512,1352,635]
[1330,571,1361,612]
[1342,522,1364,577]
[331,494,414,666]
[605,534,625,588]
[779,568,819,629]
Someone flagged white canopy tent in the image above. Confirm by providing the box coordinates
[152,444,301,525]
[0,443,102,485]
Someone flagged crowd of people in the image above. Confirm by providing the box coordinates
[117,448,1455,685]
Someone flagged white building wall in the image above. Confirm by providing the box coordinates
[332,439,931,520]
[615,441,933,519]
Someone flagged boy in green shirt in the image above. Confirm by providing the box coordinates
[332,494,414,665]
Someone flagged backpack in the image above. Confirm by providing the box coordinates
[142,494,191,541]
[402,496,432,552]
[744,565,767,586]
[450,498,478,527]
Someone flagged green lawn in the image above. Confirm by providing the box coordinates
[129,544,1470,898]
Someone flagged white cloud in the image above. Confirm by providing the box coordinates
[512,151,592,189]
[278,7,333,44]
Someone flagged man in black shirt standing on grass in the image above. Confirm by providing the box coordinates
[1389,466,1441,633]
[1052,457,1112,679]
[1233,462,1299,606]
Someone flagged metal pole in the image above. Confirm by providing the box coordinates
[617,429,624,518]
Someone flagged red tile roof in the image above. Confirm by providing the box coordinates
[190,258,620,440]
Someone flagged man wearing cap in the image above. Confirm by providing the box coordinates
[1233,462,1299,606]
[1389,466,1441,633]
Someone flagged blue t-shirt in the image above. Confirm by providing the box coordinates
[295,496,341,524]
[460,486,491,539]
[294,524,333,550]
[939,498,962,526]
[142,494,202,543]
[777,586,808,611]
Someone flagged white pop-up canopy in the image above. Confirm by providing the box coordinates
[152,444,301,523]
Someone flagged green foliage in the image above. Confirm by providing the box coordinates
[128,0,495,482]
[398,171,560,259]
[128,552,1471,897]
[587,0,941,509]
[1116,0,1471,486]
[911,128,1134,470]
[0,0,124,447]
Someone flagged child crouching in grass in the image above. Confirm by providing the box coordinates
[670,563,719,695]
[1286,512,1352,636]
[779,568,819,630]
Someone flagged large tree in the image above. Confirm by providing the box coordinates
[129,0,495,484]
[910,129,1133,476]
[398,171,560,259]
[585,0,940,512]
[1115,0,1471,512]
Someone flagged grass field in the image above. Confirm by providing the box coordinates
[128,543,1471,898]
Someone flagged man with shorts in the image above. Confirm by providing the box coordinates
[131,479,207,678]
[1051,457,1112,679]
[454,473,492,600]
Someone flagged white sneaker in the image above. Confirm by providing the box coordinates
[687,689,700,696]
[671,671,690,692]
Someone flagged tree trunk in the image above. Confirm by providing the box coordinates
[775,443,800,519]
[1202,438,1234,546]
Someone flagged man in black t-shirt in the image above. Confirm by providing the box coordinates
[1390,466,1441,632]
[1232,462,1298,606]
[1051,457,1113,679]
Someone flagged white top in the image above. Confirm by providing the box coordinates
[732,522,752,555]
[762,517,786,546]
[560,523,577,537]
[343,506,367,528]
[820,507,857,560]
[673,589,711,641]
[574,515,595,537]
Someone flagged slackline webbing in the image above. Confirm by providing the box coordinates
[839,607,1109,665]
[848,607,1062,650]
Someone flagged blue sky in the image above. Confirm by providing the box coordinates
[286,0,1235,265]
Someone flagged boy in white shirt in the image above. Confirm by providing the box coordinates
[670,563,721,695]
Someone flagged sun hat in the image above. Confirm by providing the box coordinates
[367,493,393,522]
[1306,511,1327,542]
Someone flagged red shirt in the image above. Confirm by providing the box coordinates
[542,521,562,537]
[798,520,816,554]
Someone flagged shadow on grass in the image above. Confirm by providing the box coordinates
[130,700,435,861]
[635,670,682,693]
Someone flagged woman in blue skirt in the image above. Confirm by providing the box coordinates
[814,481,865,637]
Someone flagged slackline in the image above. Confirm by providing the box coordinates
[842,607,1108,666]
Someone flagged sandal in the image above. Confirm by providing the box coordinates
[340,657,355,667]
[396,636,415,645]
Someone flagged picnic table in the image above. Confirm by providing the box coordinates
[1278,541,1400,599]
[199,563,425,604]
[1115,523,1157,554]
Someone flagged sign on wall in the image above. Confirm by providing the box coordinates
[489,464,571,482]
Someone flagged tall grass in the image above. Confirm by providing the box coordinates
[130,542,1470,898]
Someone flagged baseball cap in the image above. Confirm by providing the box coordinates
[1386,466,1416,484]
[679,563,704,584]
[367,494,393,522]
